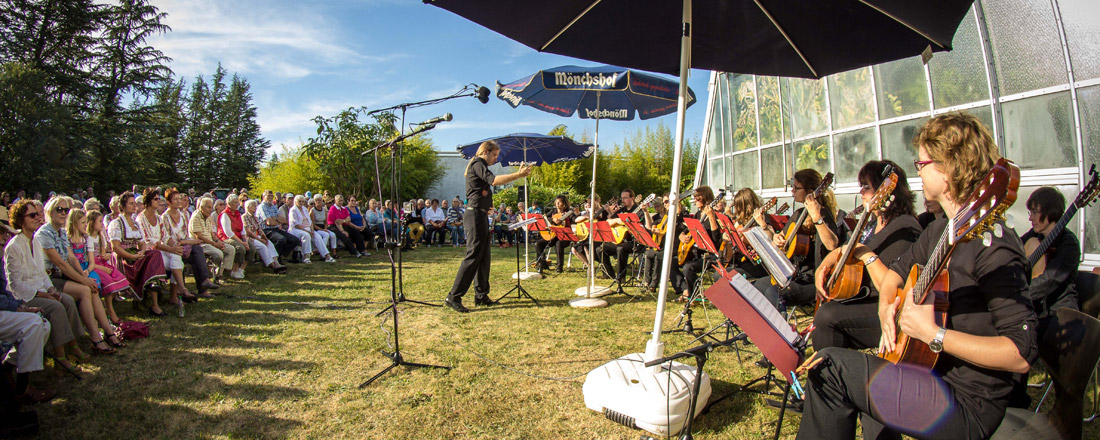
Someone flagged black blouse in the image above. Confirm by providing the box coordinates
[857,214,922,299]
[1020,228,1080,318]
[888,217,1038,416]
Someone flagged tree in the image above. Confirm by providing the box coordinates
[0,62,74,193]
[302,107,444,200]
[248,146,332,195]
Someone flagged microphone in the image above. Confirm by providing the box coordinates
[476,86,490,104]
[413,113,452,126]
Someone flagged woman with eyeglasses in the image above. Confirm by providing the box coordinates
[809,160,920,352]
[753,169,846,312]
[33,197,123,352]
[725,188,780,280]
[5,199,104,370]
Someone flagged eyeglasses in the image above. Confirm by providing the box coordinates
[859,184,873,193]
[24,211,41,219]
[54,207,70,214]
[914,160,936,171]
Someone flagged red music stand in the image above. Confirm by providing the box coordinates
[589,221,616,243]
[550,226,578,242]
[682,217,719,255]
[702,274,807,440]
[714,213,738,241]
[618,213,660,249]
[769,214,790,230]
[520,213,549,233]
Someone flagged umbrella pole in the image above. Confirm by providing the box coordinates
[647,0,693,366]
[571,91,608,308]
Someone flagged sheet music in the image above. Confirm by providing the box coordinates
[743,226,796,288]
[728,273,800,345]
[508,218,538,231]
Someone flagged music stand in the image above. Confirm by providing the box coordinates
[497,218,541,306]
[699,274,807,440]
[769,214,790,231]
[591,220,639,298]
[522,214,551,274]
[619,213,660,294]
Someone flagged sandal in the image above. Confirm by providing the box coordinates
[91,339,116,355]
[67,350,92,364]
[106,333,127,348]
[149,307,166,317]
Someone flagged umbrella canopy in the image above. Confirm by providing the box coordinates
[426,0,973,79]
[456,133,595,166]
[496,65,696,121]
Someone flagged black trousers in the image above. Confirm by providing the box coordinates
[425,223,446,245]
[262,227,300,258]
[599,241,633,280]
[642,248,665,289]
[797,347,1002,440]
[184,244,211,289]
[810,295,882,351]
[681,255,714,295]
[328,225,364,254]
[448,209,491,301]
[754,272,816,312]
[535,237,566,270]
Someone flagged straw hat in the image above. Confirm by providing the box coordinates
[0,207,16,234]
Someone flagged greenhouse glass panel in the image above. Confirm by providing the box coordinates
[787,77,827,138]
[983,0,1068,96]
[1059,0,1100,81]
[791,137,830,174]
[728,74,758,151]
[1074,85,1100,253]
[761,146,785,189]
[880,117,928,173]
[874,56,930,118]
[833,128,878,184]
[929,7,988,108]
[1001,92,1077,170]
[828,67,874,129]
[757,76,783,145]
[732,152,760,191]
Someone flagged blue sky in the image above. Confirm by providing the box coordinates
[146,0,710,157]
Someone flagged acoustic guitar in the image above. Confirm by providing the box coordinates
[821,166,898,303]
[880,158,1020,369]
[1024,164,1099,278]
[609,193,656,244]
[677,190,726,264]
[780,173,835,260]
[539,212,566,241]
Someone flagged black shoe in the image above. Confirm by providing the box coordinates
[474,296,497,306]
[755,356,772,368]
[444,297,469,313]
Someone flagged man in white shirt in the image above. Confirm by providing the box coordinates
[422,199,447,247]
[287,196,335,263]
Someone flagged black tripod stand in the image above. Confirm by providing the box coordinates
[359,86,487,387]
[496,224,539,306]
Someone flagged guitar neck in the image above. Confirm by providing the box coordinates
[826,210,873,289]
[1028,204,1078,266]
[911,227,956,304]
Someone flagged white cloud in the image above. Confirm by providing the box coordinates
[149,0,400,79]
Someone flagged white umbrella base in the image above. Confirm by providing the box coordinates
[574,285,612,297]
[512,271,543,280]
[582,353,711,437]
[569,297,609,308]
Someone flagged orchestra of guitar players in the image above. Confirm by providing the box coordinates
[515,113,1100,439]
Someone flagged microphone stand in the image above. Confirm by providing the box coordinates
[361,85,483,387]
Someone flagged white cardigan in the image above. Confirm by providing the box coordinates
[3,233,53,302]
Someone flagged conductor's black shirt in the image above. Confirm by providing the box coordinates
[465,157,496,211]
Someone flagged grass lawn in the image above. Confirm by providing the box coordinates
[32,245,1099,439]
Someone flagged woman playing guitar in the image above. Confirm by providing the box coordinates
[534,195,575,273]
[1021,187,1081,335]
[674,186,723,303]
[810,160,922,351]
[570,195,604,270]
[796,113,1037,440]
[753,169,846,311]
[726,188,781,279]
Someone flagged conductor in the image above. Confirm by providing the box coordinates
[445,140,532,313]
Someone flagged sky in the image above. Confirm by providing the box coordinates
[145,0,712,158]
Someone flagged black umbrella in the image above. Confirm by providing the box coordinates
[425,0,973,79]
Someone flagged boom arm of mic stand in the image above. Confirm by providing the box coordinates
[367,87,478,115]
[643,334,748,367]
[361,124,436,156]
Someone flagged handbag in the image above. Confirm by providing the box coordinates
[118,321,150,340]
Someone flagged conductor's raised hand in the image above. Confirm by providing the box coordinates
[517,163,533,177]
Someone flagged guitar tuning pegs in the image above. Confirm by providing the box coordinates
[993,223,1003,238]
[982,231,993,246]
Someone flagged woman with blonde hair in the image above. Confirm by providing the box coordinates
[444,140,531,313]
[84,209,134,323]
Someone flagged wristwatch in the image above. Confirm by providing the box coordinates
[863,254,879,265]
[929,327,947,353]
[813,218,825,225]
